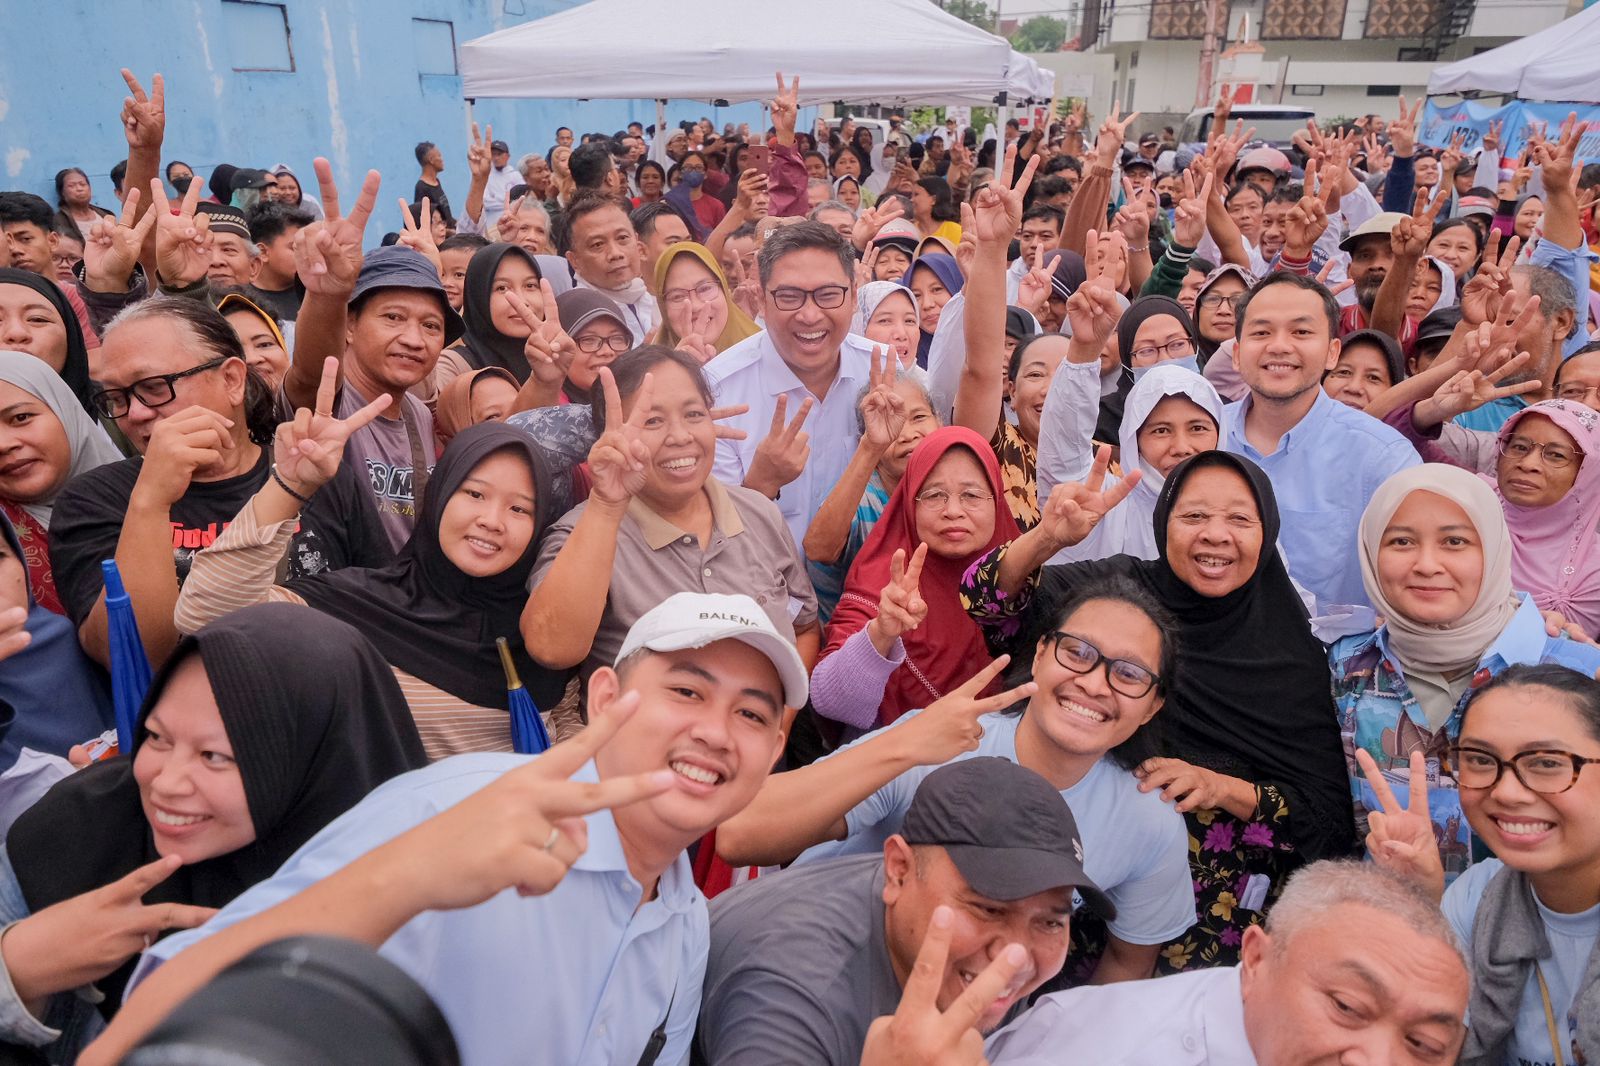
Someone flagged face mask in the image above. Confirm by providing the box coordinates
[1159,193,1175,209]
[682,170,706,189]
[1131,354,1199,381]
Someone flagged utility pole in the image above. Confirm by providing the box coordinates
[1196,0,1224,108]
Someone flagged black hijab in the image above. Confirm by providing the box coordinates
[292,423,565,711]
[7,603,425,1008]
[1095,295,1197,447]
[1336,328,1408,389]
[454,243,542,383]
[0,268,93,413]
[1016,451,1355,861]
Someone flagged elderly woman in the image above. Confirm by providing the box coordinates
[652,242,759,360]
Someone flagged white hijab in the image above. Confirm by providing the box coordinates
[0,350,123,528]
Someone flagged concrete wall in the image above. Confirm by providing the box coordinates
[0,0,777,235]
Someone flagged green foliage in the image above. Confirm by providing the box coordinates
[1010,15,1067,52]
[939,0,995,29]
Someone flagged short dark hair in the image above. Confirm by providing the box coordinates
[1466,662,1600,745]
[569,142,616,190]
[439,233,489,254]
[591,346,711,434]
[414,141,436,166]
[630,200,691,241]
[0,191,55,230]
[1044,155,1082,177]
[916,178,960,223]
[1268,184,1302,207]
[1021,203,1064,231]
[755,220,854,288]
[1035,175,1074,202]
[1235,271,1339,340]
[562,191,630,253]
[1225,181,1265,207]
[246,201,313,245]
[110,160,127,193]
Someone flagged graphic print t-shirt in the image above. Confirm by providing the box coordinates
[336,381,436,553]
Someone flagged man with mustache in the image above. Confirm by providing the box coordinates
[693,757,1110,1066]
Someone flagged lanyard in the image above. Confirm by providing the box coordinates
[397,398,432,511]
[633,985,675,1066]
[1536,962,1567,1066]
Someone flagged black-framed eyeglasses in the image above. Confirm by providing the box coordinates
[90,357,230,419]
[1048,631,1160,699]
[1499,435,1582,469]
[769,284,849,312]
[573,333,631,354]
[1129,339,1194,364]
[1198,292,1245,310]
[1448,745,1600,795]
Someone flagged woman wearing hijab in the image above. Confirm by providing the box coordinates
[0,351,123,614]
[1091,295,1201,448]
[1404,255,1457,325]
[851,281,920,369]
[433,366,520,450]
[1323,329,1408,411]
[267,164,325,220]
[174,422,569,760]
[0,603,424,1059]
[435,243,547,393]
[1036,249,1087,335]
[812,427,1020,734]
[0,510,111,770]
[652,243,759,359]
[554,288,632,406]
[0,269,96,415]
[1333,463,1600,883]
[901,253,963,370]
[964,450,1356,969]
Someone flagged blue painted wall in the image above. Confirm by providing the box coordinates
[0,0,796,235]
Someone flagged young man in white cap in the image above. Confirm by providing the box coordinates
[85,592,807,1066]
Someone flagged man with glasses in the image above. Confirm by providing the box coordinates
[705,221,875,547]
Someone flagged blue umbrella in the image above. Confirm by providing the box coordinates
[101,559,153,753]
[496,637,550,754]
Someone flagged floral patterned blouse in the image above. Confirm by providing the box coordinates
[991,422,1038,531]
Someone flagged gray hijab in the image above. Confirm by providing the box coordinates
[0,350,123,527]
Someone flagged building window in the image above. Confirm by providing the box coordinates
[1148,0,1207,39]
[412,18,458,76]
[1366,85,1402,97]
[221,0,293,72]
[1292,85,1326,96]
[1262,0,1346,39]
[1365,0,1444,39]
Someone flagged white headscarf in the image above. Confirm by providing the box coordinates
[0,351,124,528]
[850,281,919,336]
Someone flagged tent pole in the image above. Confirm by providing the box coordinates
[465,97,476,142]
[656,98,667,140]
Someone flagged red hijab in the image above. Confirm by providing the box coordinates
[822,427,1020,727]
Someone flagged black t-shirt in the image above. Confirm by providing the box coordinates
[48,447,391,626]
[245,282,304,323]
[412,179,452,223]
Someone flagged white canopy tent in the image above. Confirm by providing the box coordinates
[459,0,1016,108]
[1427,3,1600,103]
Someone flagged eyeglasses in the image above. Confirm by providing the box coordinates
[1198,292,1245,311]
[769,284,850,312]
[90,357,230,419]
[913,488,993,512]
[1448,745,1600,795]
[1500,436,1582,469]
[662,279,725,310]
[1049,632,1160,698]
[1129,339,1194,364]
[1555,382,1600,404]
[574,333,631,355]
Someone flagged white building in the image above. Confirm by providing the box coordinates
[1056,0,1572,127]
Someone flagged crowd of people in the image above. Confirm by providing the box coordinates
[0,64,1597,1064]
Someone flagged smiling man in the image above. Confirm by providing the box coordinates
[1226,272,1418,610]
[705,221,875,546]
[695,757,1111,1066]
[566,191,659,340]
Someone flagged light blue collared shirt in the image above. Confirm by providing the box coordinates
[1452,392,1528,433]
[1224,388,1420,610]
[1369,592,1600,686]
[1530,233,1599,360]
[134,756,706,1066]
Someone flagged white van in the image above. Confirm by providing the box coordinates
[1177,104,1317,150]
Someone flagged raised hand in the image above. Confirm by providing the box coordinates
[966,142,1040,245]
[2,855,215,1007]
[82,187,158,292]
[1459,231,1521,327]
[1172,165,1213,249]
[273,357,392,497]
[1483,118,1504,153]
[771,72,800,144]
[505,279,575,386]
[852,199,906,250]
[1354,749,1444,901]
[396,197,442,275]
[897,655,1038,767]
[147,178,213,289]
[467,121,493,181]
[1531,111,1586,193]
[1063,277,1123,362]
[732,167,770,222]
[1485,287,1541,360]
[859,346,907,449]
[868,543,930,652]
[1094,105,1141,168]
[293,157,381,298]
[1389,95,1424,157]
[119,69,166,151]
[586,367,653,506]
[1084,227,1129,291]
[1439,130,1468,185]
[1207,120,1257,179]
[1362,132,1390,174]
[859,906,1028,1066]
[727,253,763,320]
[744,393,813,498]
[1112,178,1151,247]
[1036,445,1140,551]
[1016,245,1054,318]
[1391,184,1450,260]
[855,244,882,289]
[954,203,978,279]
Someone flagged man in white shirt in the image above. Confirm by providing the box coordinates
[986,861,1470,1066]
[480,138,521,235]
[565,191,660,340]
[706,221,878,547]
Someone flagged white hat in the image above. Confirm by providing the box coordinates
[615,593,810,708]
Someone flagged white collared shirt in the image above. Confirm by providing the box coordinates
[705,330,875,547]
[987,966,1259,1066]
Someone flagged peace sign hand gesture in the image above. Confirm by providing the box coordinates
[1037,444,1141,552]
[504,279,575,386]
[586,367,654,507]
[1389,95,1425,158]
[1354,749,1445,902]
[273,357,392,497]
[860,906,1029,1066]
[771,72,800,144]
[396,197,442,275]
[1016,245,1054,318]
[293,157,381,298]
[83,187,158,292]
[1392,184,1450,261]
[868,543,931,654]
[147,177,213,289]
[1172,165,1213,249]
[1459,231,1519,327]
[468,121,493,181]
[967,142,1040,245]
[898,655,1039,767]
[860,345,907,449]
[744,393,813,498]
[119,69,166,151]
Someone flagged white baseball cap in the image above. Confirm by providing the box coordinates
[615,592,810,708]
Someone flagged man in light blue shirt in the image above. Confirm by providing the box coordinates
[1224,272,1420,610]
[90,593,809,1066]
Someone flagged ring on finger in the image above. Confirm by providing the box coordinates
[541,827,561,853]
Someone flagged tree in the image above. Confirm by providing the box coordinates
[1011,15,1068,53]
[939,0,995,30]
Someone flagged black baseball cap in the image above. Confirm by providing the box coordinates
[1139,132,1159,146]
[902,757,1115,915]
[349,246,466,344]
[231,168,273,191]
[491,140,510,154]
